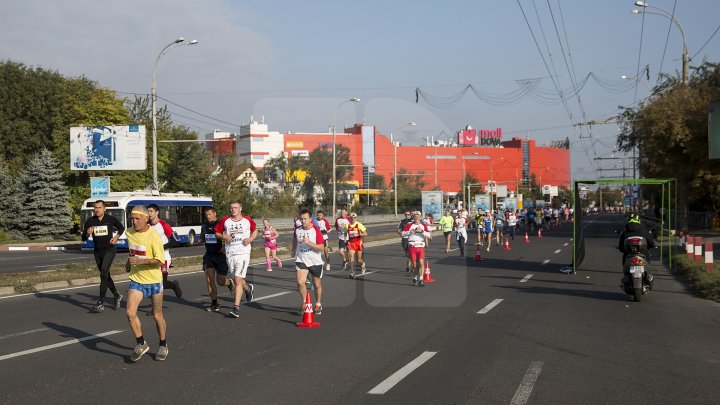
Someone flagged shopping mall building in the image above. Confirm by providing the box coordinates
[204,118,570,196]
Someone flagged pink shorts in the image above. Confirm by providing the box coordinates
[264,239,277,250]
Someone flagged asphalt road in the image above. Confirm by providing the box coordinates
[1,215,719,404]
[0,222,400,274]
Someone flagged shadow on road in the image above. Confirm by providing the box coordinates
[494,284,628,302]
[41,321,130,359]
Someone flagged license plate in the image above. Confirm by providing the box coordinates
[630,266,644,274]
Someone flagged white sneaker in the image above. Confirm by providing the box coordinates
[325,263,331,272]
[361,263,366,274]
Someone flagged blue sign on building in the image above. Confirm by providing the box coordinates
[90,177,110,198]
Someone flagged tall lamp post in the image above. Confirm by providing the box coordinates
[331,97,360,217]
[392,121,416,218]
[632,1,688,85]
[152,37,198,190]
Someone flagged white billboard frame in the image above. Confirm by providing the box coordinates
[70,125,147,171]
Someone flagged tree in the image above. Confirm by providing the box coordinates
[396,168,426,211]
[21,149,73,239]
[160,125,212,194]
[617,61,720,227]
[0,160,25,238]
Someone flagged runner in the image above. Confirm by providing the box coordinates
[494,209,505,246]
[146,204,182,298]
[124,205,168,362]
[438,209,454,253]
[215,201,257,319]
[294,208,326,315]
[335,208,351,270]
[82,199,124,312]
[262,218,282,272]
[401,211,432,286]
[526,207,536,234]
[454,209,469,258]
[506,209,517,240]
[396,211,413,271]
[345,212,367,279]
[482,210,494,252]
[316,210,332,271]
[476,209,486,247]
[543,206,552,231]
[199,208,233,312]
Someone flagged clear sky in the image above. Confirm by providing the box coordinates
[2,0,719,180]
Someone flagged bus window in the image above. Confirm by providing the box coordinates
[180,206,202,226]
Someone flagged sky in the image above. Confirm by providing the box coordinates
[2,0,719,181]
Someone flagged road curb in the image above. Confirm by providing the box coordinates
[0,246,68,251]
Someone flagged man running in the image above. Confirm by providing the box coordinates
[124,206,168,362]
[396,211,413,271]
[147,204,182,298]
[476,209,486,247]
[345,212,367,279]
[316,210,332,271]
[482,210,494,252]
[82,200,124,312]
[494,209,505,246]
[401,211,432,286]
[455,209,469,258]
[294,208,326,314]
[335,208,351,270]
[215,201,257,319]
[506,209,518,240]
[438,209,454,253]
[199,207,233,313]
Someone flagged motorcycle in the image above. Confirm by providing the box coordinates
[618,234,654,302]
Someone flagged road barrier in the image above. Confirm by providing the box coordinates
[705,241,714,272]
[694,236,704,263]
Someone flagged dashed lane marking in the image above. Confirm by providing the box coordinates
[477,299,503,314]
[510,361,544,405]
[519,274,534,283]
[554,249,561,254]
[541,260,550,265]
[0,328,49,340]
[368,351,437,394]
[0,330,123,361]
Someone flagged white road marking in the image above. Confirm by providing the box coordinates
[353,270,378,278]
[563,243,568,246]
[541,259,550,265]
[519,274,534,283]
[0,328,49,340]
[193,291,291,302]
[0,330,123,361]
[368,351,437,394]
[554,249,561,254]
[477,299,503,314]
[510,361,544,405]
[8,247,29,251]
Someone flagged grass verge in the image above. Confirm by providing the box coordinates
[671,254,720,302]
[0,231,402,292]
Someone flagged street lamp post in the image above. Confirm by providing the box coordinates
[632,1,688,85]
[392,121,416,218]
[151,37,198,190]
[331,98,360,217]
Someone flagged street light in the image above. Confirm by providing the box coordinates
[151,36,198,190]
[632,1,688,85]
[331,97,360,217]
[392,121,416,218]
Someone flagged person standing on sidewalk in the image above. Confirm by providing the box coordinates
[294,208,326,315]
[147,204,182,298]
[215,201,257,318]
[199,207,233,313]
[124,205,168,362]
[82,200,125,312]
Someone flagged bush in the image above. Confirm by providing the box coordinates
[672,254,720,301]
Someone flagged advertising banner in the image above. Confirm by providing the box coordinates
[504,197,518,211]
[524,198,534,208]
[474,194,491,211]
[70,126,146,171]
[90,177,110,198]
[421,190,442,220]
[496,185,508,198]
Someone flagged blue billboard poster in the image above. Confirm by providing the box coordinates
[70,125,147,170]
[90,177,110,198]
[421,190,442,220]
[504,197,518,211]
[523,198,534,208]
[474,194,491,212]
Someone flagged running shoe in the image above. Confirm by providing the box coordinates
[349,271,355,279]
[266,266,273,272]
[206,303,220,312]
[342,261,348,271]
[229,306,240,318]
[418,280,426,287]
[325,263,331,272]
[412,278,418,286]
[91,300,104,313]
[486,246,490,252]
[276,258,283,268]
[131,342,150,362]
[113,294,122,310]
[361,262,366,274]
[314,304,322,315]
[172,280,183,298]
[227,278,235,292]
[155,345,169,361]
[244,283,254,303]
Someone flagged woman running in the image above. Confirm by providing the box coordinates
[262,218,282,271]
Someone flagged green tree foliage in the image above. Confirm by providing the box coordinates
[617,62,720,227]
[0,160,25,238]
[160,125,212,194]
[21,149,73,239]
[396,168,426,210]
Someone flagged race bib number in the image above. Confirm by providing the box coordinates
[411,241,425,248]
[205,234,217,244]
[349,230,359,238]
[129,244,147,259]
[93,226,108,236]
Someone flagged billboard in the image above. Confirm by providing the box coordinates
[421,190,442,219]
[474,194,491,211]
[504,197,518,211]
[70,126,146,170]
[90,177,110,198]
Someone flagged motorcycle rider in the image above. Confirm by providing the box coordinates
[618,213,656,287]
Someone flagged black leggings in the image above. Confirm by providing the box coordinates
[94,248,118,299]
[457,233,466,256]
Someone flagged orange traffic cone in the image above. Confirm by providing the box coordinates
[537,228,542,238]
[423,261,436,283]
[524,232,530,243]
[504,237,511,251]
[474,244,483,261]
[296,290,320,328]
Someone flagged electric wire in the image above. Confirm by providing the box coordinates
[692,23,720,61]
[656,0,678,86]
